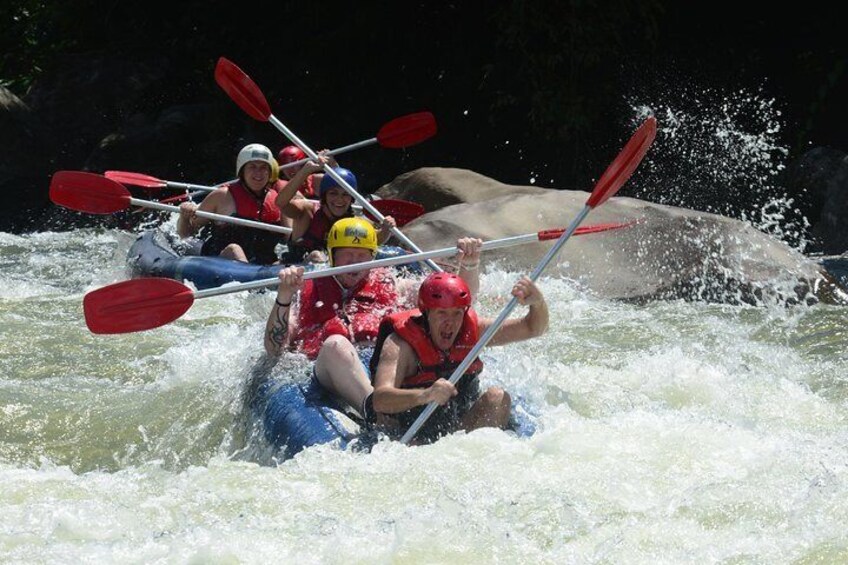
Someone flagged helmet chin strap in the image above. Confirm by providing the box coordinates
[246,183,268,198]
[331,267,368,296]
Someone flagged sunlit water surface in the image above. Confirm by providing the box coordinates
[1,228,847,563]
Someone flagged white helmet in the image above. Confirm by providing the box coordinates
[236,143,279,180]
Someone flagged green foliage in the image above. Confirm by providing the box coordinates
[490,0,662,148]
[0,1,73,92]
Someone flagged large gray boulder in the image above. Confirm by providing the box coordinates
[389,168,845,305]
[376,167,546,211]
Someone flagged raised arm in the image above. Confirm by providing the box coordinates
[376,216,397,245]
[484,276,549,346]
[394,236,483,304]
[455,237,482,300]
[263,266,304,356]
[275,159,324,210]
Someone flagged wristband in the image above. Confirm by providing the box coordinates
[461,262,480,270]
[275,298,292,308]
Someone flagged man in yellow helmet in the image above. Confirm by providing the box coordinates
[264,216,482,422]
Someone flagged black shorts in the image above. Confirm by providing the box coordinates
[200,229,281,265]
[394,376,481,444]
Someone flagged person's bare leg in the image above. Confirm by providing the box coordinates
[314,335,373,413]
[220,243,249,262]
[462,386,511,431]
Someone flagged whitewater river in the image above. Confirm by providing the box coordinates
[1,226,847,563]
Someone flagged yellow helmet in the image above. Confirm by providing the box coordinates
[236,143,279,182]
[326,217,378,266]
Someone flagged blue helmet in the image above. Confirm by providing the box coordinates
[319,167,358,198]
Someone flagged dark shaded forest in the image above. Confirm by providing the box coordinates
[2,1,846,237]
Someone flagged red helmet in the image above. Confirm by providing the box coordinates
[418,273,472,311]
[278,145,306,165]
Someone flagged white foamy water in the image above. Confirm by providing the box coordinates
[628,85,811,252]
[1,226,847,563]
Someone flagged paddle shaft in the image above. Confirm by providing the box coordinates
[130,197,292,235]
[165,185,365,214]
[191,227,576,299]
[163,179,232,192]
[397,114,657,443]
[267,115,442,272]
[280,137,376,170]
[399,205,591,444]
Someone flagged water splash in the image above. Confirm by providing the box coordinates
[629,85,811,251]
[2,228,848,562]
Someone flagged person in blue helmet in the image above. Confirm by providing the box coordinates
[275,160,395,263]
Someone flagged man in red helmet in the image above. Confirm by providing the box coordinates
[370,272,549,443]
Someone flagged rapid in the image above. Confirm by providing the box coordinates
[1,225,847,563]
[2,89,848,562]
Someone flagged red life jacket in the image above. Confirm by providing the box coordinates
[201,180,285,264]
[301,175,317,199]
[228,180,282,223]
[371,309,484,388]
[292,268,399,359]
[297,203,353,251]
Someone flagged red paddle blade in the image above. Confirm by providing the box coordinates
[104,171,166,189]
[376,112,437,149]
[573,219,641,235]
[158,193,191,204]
[214,57,272,122]
[538,220,640,241]
[49,171,132,214]
[83,278,195,334]
[368,199,426,227]
[586,116,657,208]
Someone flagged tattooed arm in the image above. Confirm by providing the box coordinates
[264,266,304,356]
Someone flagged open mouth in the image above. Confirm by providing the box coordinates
[439,328,457,342]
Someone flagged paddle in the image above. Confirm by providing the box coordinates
[82,220,638,334]
[49,171,292,235]
[105,111,433,192]
[400,116,658,445]
[277,111,436,170]
[103,172,234,214]
[103,170,231,192]
[107,171,427,224]
[365,199,425,227]
[214,56,442,272]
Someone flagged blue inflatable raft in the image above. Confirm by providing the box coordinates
[245,356,539,458]
[126,228,420,290]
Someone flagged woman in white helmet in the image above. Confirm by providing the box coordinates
[177,143,292,264]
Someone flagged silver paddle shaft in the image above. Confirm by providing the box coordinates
[400,205,591,444]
